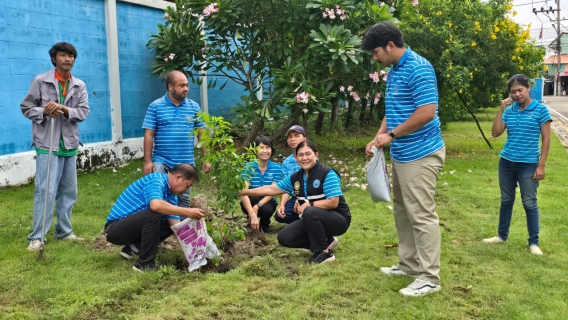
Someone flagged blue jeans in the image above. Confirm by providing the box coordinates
[498,158,540,246]
[28,154,78,241]
[154,162,191,208]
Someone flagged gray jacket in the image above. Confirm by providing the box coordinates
[20,69,90,151]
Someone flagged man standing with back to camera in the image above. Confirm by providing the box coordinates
[21,42,90,251]
[363,22,445,297]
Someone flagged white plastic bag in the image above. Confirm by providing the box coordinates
[171,218,210,272]
[365,146,391,202]
[205,235,221,259]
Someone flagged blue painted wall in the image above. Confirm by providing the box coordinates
[0,0,110,155]
[0,0,244,156]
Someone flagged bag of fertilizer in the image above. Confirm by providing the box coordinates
[365,146,391,202]
[171,218,212,272]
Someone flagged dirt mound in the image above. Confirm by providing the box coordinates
[92,194,276,273]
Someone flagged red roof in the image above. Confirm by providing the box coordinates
[544,54,568,64]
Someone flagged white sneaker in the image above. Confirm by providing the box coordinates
[61,233,84,241]
[529,245,543,255]
[27,239,42,252]
[399,279,441,297]
[380,265,413,276]
[482,236,506,244]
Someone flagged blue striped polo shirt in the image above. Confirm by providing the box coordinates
[500,100,552,163]
[142,93,206,168]
[281,154,301,176]
[385,48,444,163]
[276,170,343,199]
[106,173,178,222]
[241,160,283,204]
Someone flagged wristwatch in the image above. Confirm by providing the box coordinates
[388,129,397,139]
[256,203,263,209]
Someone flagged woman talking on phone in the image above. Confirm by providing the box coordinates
[239,140,351,264]
[482,74,552,255]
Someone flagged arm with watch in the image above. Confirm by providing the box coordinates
[240,181,275,231]
[366,104,437,154]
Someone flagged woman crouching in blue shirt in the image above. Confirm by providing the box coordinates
[482,74,552,255]
[239,140,351,264]
[240,136,283,233]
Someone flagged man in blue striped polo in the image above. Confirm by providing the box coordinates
[363,22,445,297]
[105,164,205,271]
[143,70,210,209]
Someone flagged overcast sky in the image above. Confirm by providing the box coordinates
[511,0,567,55]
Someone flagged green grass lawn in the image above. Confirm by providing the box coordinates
[1,113,567,319]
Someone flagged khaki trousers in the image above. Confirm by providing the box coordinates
[391,147,445,284]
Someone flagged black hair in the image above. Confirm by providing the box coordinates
[251,135,275,157]
[165,70,185,91]
[362,22,404,51]
[507,74,531,90]
[170,163,199,182]
[295,140,318,155]
[49,42,77,67]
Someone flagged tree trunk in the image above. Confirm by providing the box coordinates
[455,90,493,149]
[315,110,326,135]
[359,99,368,122]
[344,97,354,127]
[302,112,309,137]
[243,118,264,149]
[331,100,340,125]
[269,116,297,142]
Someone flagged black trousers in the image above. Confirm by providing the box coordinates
[240,196,276,227]
[105,208,173,267]
[277,206,351,253]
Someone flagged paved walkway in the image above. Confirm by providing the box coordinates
[542,95,568,149]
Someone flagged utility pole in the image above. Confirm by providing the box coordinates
[534,1,561,95]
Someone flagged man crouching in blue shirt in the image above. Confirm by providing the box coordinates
[104,163,205,271]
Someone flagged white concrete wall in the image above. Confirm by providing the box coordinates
[0,138,144,187]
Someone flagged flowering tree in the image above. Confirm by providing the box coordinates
[393,0,545,147]
[147,0,395,144]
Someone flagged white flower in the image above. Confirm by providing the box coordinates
[387,205,393,210]
[450,170,455,174]
[443,182,448,185]
[163,12,169,19]
[361,185,367,190]
[136,168,141,172]
[302,108,308,113]
[112,168,117,173]
[349,177,357,182]
[468,169,472,173]
[169,53,175,60]
[347,85,353,92]
[339,86,345,92]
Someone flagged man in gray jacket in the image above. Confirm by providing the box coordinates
[20,42,90,251]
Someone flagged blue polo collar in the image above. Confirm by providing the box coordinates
[512,99,538,112]
[163,92,187,107]
[393,47,411,71]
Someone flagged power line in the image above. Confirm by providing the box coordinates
[514,0,548,7]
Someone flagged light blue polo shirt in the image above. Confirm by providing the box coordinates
[500,100,552,163]
[281,154,301,177]
[241,160,283,204]
[143,93,206,168]
[106,173,178,222]
[276,171,343,199]
[385,48,444,163]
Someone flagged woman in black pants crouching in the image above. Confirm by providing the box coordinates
[239,140,351,264]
